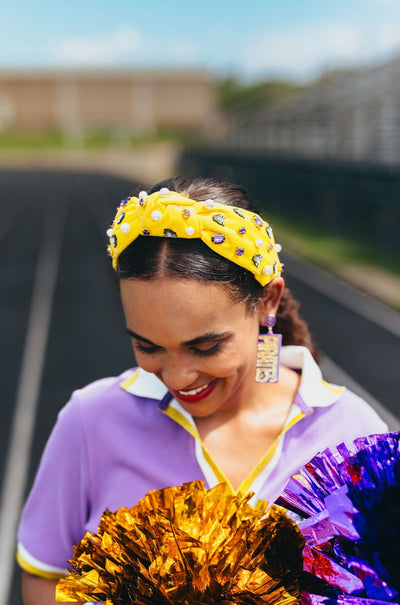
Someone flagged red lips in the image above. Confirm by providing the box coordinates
[172,380,217,403]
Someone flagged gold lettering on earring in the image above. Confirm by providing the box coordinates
[256,334,281,383]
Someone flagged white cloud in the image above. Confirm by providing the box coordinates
[369,23,400,57]
[238,22,400,80]
[48,26,202,69]
[47,20,400,79]
[50,27,142,66]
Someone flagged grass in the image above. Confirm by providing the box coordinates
[268,214,400,310]
[0,128,194,151]
[269,214,400,277]
[0,129,65,150]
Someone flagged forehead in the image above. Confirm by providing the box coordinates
[119,278,251,340]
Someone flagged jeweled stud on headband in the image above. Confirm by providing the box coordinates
[211,234,225,244]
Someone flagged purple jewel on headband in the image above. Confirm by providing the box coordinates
[182,208,190,219]
[266,226,273,238]
[111,234,117,248]
[139,199,146,206]
[252,254,263,267]
[233,207,245,218]
[142,228,150,235]
[281,264,285,273]
[119,198,129,207]
[253,215,263,228]
[211,234,225,244]
[116,212,125,224]
[236,247,245,256]
[238,227,246,235]
[269,244,273,250]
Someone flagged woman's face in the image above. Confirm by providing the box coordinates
[120,277,269,418]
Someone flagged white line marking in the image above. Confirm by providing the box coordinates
[0,202,66,605]
[320,354,400,431]
[283,251,400,337]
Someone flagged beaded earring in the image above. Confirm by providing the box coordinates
[255,315,282,383]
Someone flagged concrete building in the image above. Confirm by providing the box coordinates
[0,68,217,135]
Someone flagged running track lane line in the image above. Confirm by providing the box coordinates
[0,201,66,605]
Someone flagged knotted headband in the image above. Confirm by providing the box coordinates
[107,188,283,286]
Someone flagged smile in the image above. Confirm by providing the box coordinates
[173,380,217,403]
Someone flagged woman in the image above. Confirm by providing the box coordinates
[18,177,387,604]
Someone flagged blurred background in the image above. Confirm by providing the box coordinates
[1,1,400,603]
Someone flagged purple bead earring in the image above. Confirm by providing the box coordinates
[255,315,282,383]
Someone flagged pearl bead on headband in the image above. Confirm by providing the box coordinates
[107,188,283,286]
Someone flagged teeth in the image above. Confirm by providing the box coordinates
[178,382,211,396]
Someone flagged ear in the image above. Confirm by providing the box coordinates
[257,277,285,324]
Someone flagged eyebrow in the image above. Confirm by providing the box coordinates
[125,328,231,347]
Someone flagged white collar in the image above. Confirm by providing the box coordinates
[121,345,344,409]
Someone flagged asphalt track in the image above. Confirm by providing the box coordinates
[0,170,399,605]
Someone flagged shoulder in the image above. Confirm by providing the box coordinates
[68,367,165,405]
[325,387,388,430]
[295,388,388,457]
[58,367,168,428]
[282,345,388,439]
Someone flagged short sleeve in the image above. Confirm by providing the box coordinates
[17,393,90,577]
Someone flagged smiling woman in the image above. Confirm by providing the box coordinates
[16,176,387,605]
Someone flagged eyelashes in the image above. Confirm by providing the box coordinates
[133,341,223,358]
[134,342,160,355]
[192,343,222,357]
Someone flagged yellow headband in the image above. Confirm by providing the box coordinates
[107,188,283,286]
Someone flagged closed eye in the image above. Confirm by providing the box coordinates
[189,342,222,357]
[134,341,162,355]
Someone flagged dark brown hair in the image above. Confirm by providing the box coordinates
[117,177,318,359]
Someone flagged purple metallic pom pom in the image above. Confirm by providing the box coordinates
[279,432,400,604]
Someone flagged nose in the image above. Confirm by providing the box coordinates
[160,355,198,391]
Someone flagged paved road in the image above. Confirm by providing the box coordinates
[0,170,399,605]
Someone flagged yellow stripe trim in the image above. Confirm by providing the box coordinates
[163,406,235,492]
[237,411,306,494]
[162,406,200,441]
[163,403,306,499]
[322,380,345,396]
[201,447,235,493]
[16,552,66,581]
[120,369,139,390]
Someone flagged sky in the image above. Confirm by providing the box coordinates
[2,0,400,81]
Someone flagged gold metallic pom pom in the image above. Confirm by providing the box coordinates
[56,481,304,605]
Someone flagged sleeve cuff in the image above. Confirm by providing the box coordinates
[16,542,68,580]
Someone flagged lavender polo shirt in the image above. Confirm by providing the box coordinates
[17,346,387,579]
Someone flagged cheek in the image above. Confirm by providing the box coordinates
[210,346,256,378]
